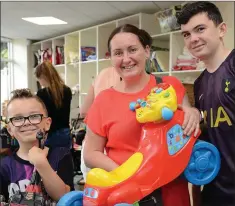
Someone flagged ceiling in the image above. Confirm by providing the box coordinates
[1,1,182,41]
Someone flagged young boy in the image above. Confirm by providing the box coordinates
[177,2,235,206]
[0,89,74,203]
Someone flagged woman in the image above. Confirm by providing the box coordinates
[35,61,72,148]
[84,24,200,206]
[80,66,121,182]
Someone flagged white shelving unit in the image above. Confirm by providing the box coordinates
[29,2,234,107]
[151,30,206,83]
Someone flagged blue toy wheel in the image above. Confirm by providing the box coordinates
[57,191,84,206]
[184,140,221,185]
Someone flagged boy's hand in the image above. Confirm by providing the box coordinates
[28,146,49,168]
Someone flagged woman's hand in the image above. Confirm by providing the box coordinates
[178,104,201,137]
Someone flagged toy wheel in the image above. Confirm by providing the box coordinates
[184,140,221,185]
[57,191,83,206]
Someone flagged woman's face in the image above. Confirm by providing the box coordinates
[37,76,48,87]
[110,32,150,81]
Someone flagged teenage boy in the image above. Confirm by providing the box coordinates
[177,2,235,206]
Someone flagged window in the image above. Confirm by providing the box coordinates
[1,37,13,116]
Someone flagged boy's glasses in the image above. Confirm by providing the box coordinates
[8,114,47,127]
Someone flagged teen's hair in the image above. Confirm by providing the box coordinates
[7,88,48,116]
[35,61,64,108]
[107,24,152,53]
[177,1,223,26]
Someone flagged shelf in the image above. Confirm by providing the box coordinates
[80,62,96,94]
[80,94,87,106]
[141,13,159,36]
[29,2,233,108]
[67,62,79,66]
[81,60,97,64]
[98,22,116,59]
[55,64,65,67]
[151,30,181,39]
[172,71,203,85]
[99,58,110,62]
[152,71,169,75]
[41,40,52,50]
[55,66,65,82]
[181,81,194,84]
[66,64,79,88]
[171,69,205,74]
[170,31,185,70]
[151,33,170,40]
[98,59,111,73]
[65,32,79,64]
[32,44,41,51]
[80,27,97,62]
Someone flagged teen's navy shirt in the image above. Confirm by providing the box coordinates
[194,49,235,205]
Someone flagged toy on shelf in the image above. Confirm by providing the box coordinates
[145,46,169,73]
[42,48,52,63]
[105,51,110,59]
[155,5,183,33]
[81,47,96,62]
[57,83,221,206]
[55,46,64,65]
[173,47,205,71]
[71,84,80,95]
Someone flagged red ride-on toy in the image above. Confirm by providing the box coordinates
[58,83,220,206]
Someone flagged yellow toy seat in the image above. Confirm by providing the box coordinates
[86,152,143,187]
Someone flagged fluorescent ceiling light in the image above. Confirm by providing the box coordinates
[22,16,67,25]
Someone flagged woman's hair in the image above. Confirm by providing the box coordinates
[35,61,65,108]
[107,24,152,53]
